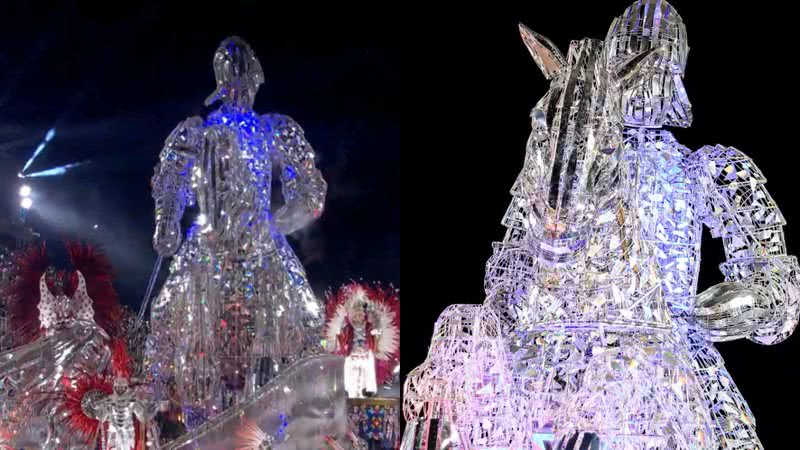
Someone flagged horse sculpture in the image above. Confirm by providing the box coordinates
[404,24,719,450]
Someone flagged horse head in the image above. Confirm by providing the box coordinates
[518,23,662,264]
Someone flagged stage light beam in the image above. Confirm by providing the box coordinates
[24,160,89,178]
[21,127,56,174]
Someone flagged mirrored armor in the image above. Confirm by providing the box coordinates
[606,2,799,448]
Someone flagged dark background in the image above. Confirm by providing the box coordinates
[0,2,399,309]
[402,0,797,446]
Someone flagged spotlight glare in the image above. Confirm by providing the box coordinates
[20,197,33,209]
[19,185,32,197]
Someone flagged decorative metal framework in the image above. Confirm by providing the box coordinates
[403,2,799,449]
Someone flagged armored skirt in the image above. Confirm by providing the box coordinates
[146,223,324,409]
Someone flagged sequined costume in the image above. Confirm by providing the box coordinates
[343,330,379,399]
[146,36,327,414]
[403,2,799,449]
[324,284,402,399]
[0,243,120,449]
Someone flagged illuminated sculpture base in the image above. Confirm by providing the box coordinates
[162,355,347,450]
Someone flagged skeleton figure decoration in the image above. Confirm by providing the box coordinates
[52,339,164,450]
[97,378,139,449]
[89,377,159,450]
[146,36,327,418]
[403,2,799,449]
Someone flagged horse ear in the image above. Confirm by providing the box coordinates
[519,22,565,80]
[613,47,666,88]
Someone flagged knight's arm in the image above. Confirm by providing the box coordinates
[151,116,203,256]
[265,114,327,235]
[690,144,800,345]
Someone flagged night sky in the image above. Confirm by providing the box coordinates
[0,3,400,310]
[402,0,799,446]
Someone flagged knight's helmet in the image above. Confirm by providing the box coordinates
[605,0,692,128]
[204,36,265,108]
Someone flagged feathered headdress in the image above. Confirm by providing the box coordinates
[324,282,400,385]
[110,337,134,379]
[65,241,123,337]
[3,241,123,345]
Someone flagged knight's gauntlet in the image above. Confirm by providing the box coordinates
[695,257,800,343]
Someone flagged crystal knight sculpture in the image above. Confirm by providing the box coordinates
[604,2,799,448]
[146,36,327,415]
[403,2,799,449]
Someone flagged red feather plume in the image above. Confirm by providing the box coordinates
[65,241,124,338]
[365,284,400,385]
[2,241,123,345]
[55,371,113,444]
[111,337,133,379]
[4,243,49,345]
